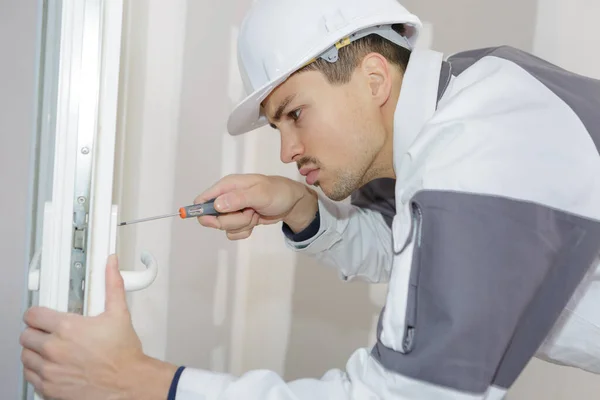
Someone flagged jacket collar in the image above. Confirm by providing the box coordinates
[390,49,450,251]
[392,49,447,179]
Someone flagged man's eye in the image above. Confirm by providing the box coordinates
[289,109,302,121]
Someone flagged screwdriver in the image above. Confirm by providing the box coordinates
[118,199,220,226]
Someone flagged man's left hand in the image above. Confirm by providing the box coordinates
[20,254,178,400]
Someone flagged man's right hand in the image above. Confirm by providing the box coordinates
[194,174,319,240]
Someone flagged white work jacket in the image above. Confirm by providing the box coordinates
[171,46,600,399]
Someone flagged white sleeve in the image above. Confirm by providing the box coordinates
[172,348,501,400]
[283,192,393,283]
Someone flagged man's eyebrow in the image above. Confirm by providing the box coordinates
[270,94,297,124]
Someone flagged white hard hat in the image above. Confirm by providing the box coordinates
[227,0,422,135]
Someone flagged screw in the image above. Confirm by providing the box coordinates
[81,147,90,154]
[77,196,86,204]
[75,262,82,269]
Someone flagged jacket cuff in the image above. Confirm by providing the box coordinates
[167,366,186,400]
[283,194,344,253]
[172,367,234,399]
[281,210,320,242]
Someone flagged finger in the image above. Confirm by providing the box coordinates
[227,210,259,234]
[20,328,51,356]
[214,184,271,214]
[23,307,60,333]
[226,228,254,240]
[105,254,128,314]
[251,209,260,226]
[24,368,43,393]
[197,215,221,229]
[216,209,255,231]
[21,348,45,376]
[194,174,264,205]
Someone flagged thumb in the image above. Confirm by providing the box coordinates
[105,254,128,313]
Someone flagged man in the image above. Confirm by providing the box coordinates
[20,0,600,398]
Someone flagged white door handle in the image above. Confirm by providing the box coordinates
[108,205,158,291]
[28,248,157,292]
[27,202,54,293]
[121,251,158,291]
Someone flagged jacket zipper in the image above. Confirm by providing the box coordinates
[402,202,423,353]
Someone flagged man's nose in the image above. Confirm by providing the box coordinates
[280,131,303,164]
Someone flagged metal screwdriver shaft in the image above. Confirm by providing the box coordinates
[118,212,180,226]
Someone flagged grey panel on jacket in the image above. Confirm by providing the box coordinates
[371,190,600,393]
[447,46,600,154]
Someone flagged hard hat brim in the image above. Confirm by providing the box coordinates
[227,74,290,136]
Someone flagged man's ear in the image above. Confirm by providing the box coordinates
[361,53,392,106]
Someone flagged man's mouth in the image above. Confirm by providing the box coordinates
[299,167,320,185]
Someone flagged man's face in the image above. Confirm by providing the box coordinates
[262,67,389,201]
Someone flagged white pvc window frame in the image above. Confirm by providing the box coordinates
[28,0,124,319]
[27,1,157,398]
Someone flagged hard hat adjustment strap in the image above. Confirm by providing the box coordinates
[318,24,413,64]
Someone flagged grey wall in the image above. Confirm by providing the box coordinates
[0,1,41,399]
[401,0,538,54]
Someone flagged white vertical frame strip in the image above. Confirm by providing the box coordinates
[34,0,125,317]
[37,0,85,315]
[225,25,247,376]
[84,0,124,317]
